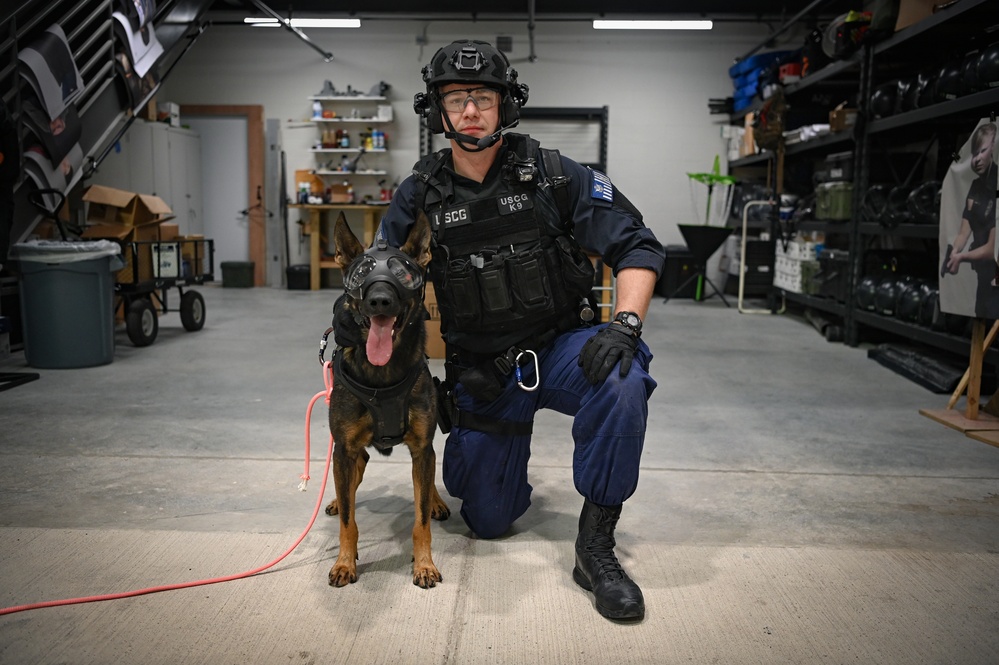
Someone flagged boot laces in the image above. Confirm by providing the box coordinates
[584,531,625,581]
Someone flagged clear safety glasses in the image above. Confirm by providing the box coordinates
[439,87,501,113]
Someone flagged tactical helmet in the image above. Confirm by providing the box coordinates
[979,41,999,89]
[856,276,879,311]
[896,280,927,322]
[414,40,529,135]
[906,180,942,225]
[875,277,902,316]
[869,81,897,119]
[960,51,983,96]
[934,61,962,102]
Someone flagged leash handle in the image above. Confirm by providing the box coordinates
[319,327,334,364]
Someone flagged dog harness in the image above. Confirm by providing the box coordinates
[333,350,427,451]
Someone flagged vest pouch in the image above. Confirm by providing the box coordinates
[445,258,481,326]
[479,260,513,314]
[554,235,596,297]
[507,246,552,314]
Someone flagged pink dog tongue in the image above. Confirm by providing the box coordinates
[366,315,396,366]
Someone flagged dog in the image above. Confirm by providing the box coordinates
[325,211,450,589]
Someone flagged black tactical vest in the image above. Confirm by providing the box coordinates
[413,134,595,355]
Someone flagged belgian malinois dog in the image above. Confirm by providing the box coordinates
[325,211,450,588]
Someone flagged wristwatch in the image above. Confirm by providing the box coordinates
[612,311,643,337]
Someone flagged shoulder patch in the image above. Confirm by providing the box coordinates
[591,170,613,203]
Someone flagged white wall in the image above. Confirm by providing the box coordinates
[160,19,771,247]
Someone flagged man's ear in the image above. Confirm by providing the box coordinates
[400,211,432,268]
[332,212,365,269]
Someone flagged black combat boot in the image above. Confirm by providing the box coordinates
[572,499,645,621]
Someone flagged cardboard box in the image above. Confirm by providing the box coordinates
[894,0,937,32]
[81,219,163,283]
[157,102,180,127]
[178,235,208,277]
[83,185,174,227]
[159,222,180,241]
[829,105,857,132]
[424,282,445,360]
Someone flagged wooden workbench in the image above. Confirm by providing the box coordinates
[289,203,386,290]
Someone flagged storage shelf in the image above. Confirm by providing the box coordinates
[868,87,999,134]
[310,117,391,123]
[873,0,996,57]
[853,309,999,363]
[858,222,939,238]
[780,290,846,317]
[309,148,388,154]
[784,54,862,96]
[308,96,387,101]
[314,169,388,176]
[720,0,996,365]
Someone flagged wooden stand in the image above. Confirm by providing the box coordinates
[289,203,384,290]
[920,319,999,448]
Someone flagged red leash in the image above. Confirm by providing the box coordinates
[0,362,336,616]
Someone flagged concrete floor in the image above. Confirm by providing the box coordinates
[1,285,998,664]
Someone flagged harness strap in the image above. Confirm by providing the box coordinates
[540,147,572,230]
[333,350,426,449]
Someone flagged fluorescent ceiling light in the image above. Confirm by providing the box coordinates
[593,19,713,30]
[244,17,361,28]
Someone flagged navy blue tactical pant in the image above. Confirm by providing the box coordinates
[442,324,657,539]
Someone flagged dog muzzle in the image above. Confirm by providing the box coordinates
[343,239,424,301]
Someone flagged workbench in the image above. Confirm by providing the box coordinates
[289,203,386,290]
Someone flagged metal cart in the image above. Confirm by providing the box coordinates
[115,238,215,346]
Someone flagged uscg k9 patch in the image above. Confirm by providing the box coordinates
[497,192,533,215]
[591,170,614,202]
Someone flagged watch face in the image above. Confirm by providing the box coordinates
[625,314,639,327]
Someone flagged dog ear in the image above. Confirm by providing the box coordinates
[332,212,365,269]
[400,210,432,268]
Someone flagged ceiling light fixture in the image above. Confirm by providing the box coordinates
[592,19,713,30]
[244,17,361,28]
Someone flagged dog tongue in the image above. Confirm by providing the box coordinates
[366,315,396,366]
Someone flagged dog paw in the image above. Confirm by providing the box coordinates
[412,566,442,589]
[430,499,450,521]
[328,564,357,587]
[325,499,340,516]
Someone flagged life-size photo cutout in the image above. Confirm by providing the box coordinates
[112,10,163,77]
[939,118,999,319]
[21,99,82,169]
[17,25,84,120]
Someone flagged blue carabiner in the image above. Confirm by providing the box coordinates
[514,349,540,392]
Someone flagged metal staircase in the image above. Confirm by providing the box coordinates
[1,0,215,248]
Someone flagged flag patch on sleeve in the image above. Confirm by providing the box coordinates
[591,171,614,202]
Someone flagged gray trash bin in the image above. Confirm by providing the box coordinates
[12,240,122,369]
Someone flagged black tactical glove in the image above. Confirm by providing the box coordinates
[331,293,362,348]
[578,325,638,384]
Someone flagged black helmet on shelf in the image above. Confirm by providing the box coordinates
[856,275,880,311]
[862,183,890,222]
[907,180,942,224]
[896,75,920,113]
[870,80,898,119]
[882,185,912,228]
[960,51,983,96]
[916,69,938,108]
[414,39,529,139]
[896,280,927,322]
[979,41,999,89]
[875,278,901,316]
[896,77,918,114]
[934,61,962,102]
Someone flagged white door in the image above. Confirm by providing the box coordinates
[183,116,249,267]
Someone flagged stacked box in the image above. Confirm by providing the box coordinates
[775,240,820,294]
